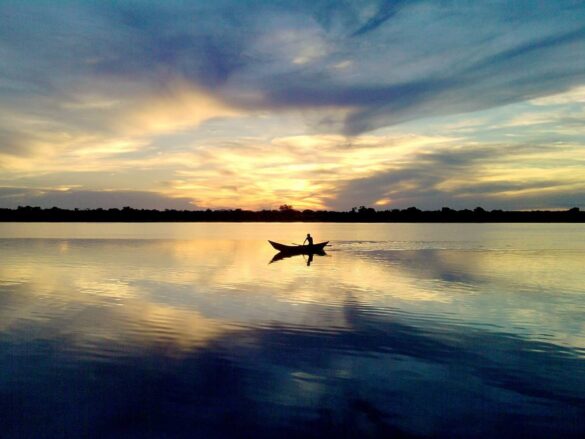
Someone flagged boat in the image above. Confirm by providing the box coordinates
[268,240,329,253]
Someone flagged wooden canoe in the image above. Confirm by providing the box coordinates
[268,240,328,253]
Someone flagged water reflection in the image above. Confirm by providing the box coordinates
[269,249,327,265]
[1,227,585,438]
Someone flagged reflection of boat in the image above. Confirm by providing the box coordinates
[270,249,326,264]
[268,240,329,253]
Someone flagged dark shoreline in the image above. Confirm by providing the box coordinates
[1,206,583,223]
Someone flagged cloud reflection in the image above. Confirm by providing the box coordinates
[1,234,585,437]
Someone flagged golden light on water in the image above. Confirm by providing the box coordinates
[4,229,585,353]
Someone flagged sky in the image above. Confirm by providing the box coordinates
[1,0,584,211]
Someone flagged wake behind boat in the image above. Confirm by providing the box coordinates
[268,240,329,253]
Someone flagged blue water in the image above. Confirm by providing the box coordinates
[0,223,584,438]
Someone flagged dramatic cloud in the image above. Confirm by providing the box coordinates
[329,140,585,210]
[0,0,584,209]
[0,188,195,210]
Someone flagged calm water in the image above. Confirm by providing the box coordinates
[1,223,584,438]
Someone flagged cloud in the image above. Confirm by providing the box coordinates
[0,188,196,210]
[234,1,585,134]
[350,0,411,37]
[0,1,584,210]
[156,133,456,210]
[3,126,583,211]
[2,1,584,136]
[328,142,585,210]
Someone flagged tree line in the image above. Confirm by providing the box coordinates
[0,205,583,222]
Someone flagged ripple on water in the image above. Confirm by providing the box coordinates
[0,228,584,438]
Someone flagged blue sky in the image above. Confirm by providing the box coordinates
[1,0,584,210]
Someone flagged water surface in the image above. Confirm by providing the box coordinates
[1,223,584,438]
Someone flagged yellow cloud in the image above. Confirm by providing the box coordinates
[118,80,238,136]
[0,79,240,179]
[375,198,392,206]
[160,133,456,209]
[529,85,585,105]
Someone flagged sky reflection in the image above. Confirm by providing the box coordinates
[1,224,585,437]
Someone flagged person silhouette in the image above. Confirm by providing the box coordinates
[303,233,313,247]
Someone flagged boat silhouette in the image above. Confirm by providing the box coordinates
[268,240,329,265]
[268,240,328,253]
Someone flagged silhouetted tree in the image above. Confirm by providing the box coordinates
[358,206,375,214]
[1,206,583,222]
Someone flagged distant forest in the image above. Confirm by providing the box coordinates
[1,205,583,222]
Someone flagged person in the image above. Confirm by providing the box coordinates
[303,233,313,247]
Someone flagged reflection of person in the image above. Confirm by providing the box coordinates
[303,233,313,246]
[307,253,313,266]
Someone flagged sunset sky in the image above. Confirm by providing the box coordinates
[1,0,584,210]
